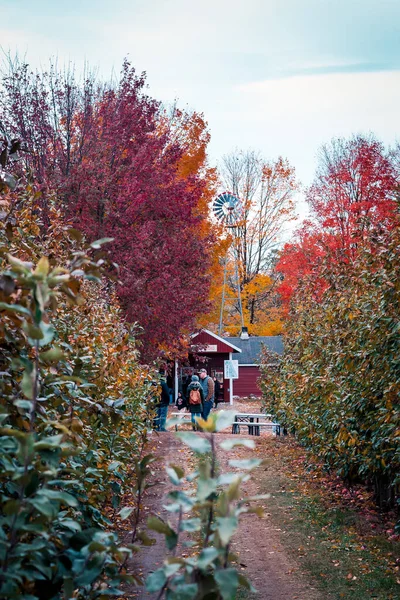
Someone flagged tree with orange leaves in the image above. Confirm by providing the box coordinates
[218,150,298,334]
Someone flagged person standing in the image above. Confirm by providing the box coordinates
[213,376,221,408]
[175,390,186,411]
[199,368,214,421]
[156,369,170,432]
[186,375,204,431]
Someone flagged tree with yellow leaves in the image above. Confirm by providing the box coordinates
[218,150,298,334]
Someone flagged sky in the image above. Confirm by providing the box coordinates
[1,0,400,221]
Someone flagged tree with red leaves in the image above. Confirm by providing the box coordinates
[308,135,398,250]
[276,135,399,307]
[0,58,215,361]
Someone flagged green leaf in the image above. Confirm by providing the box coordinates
[7,254,33,272]
[40,346,66,363]
[37,489,78,507]
[88,540,106,552]
[167,490,195,510]
[75,559,104,586]
[3,499,20,515]
[28,496,57,518]
[196,547,220,570]
[219,438,255,450]
[34,434,64,450]
[68,228,84,242]
[228,458,262,470]
[147,517,178,550]
[139,454,156,469]
[215,516,238,545]
[21,369,35,400]
[166,583,198,600]
[175,432,211,454]
[215,410,236,432]
[22,322,44,339]
[166,416,184,428]
[90,237,114,249]
[164,502,181,513]
[214,568,239,600]
[164,562,181,577]
[38,322,55,347]
[166,530,178,551]
[59,518,82,532]
[0,302,31,317]
[119,506,134,520]
[217,473,249,486]
[238,572,257,593]
[13,399,33,411]
[147,516,173,535]
[146,568,167,592]
[179,518,201,532]
[197,477,217,501]
[63,577,74,599]
[108,460,122,472]
[137,530,156,546]
[34,256,49,277]
[166,465,184,485]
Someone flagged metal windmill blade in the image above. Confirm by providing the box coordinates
[213,192,242,228]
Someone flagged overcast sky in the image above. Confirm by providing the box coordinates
[1,0,400,220]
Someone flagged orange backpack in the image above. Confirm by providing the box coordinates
[189,388,202,405]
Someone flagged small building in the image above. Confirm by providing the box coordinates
[176,328,283,404]
[225,330,283,398]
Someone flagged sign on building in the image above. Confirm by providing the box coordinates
[224,359,239,379]
[191,344,218,353]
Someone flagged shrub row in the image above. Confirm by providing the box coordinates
[0,183,155,597]
[260,216,400,509]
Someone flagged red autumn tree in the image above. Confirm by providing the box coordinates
[276,224,324,309]
[0,58,216,361]
[276,135,399,308]
[307,135,398,252]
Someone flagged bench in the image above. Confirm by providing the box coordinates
[170,412,280,436]
[170,412,193,431]
[232,413,281,436]
[231,421,280,436]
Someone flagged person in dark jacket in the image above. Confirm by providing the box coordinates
[186,375,204,431]
[213,376,221,408]
[155,369,170,431]
[176,391,186,411]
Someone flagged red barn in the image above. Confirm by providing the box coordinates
[175,328,283,404]
[225,331,283,398]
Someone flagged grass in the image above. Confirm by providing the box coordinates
[252,438,400,600]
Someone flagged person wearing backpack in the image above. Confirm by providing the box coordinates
[186,375,204,431]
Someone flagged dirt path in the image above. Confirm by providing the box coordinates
[215,433,321,600]
[125,432,194,599]
[124,426,322,600]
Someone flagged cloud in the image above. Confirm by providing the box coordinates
[271,61,400,79]
[213,70,400,183]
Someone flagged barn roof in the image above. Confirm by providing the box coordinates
[190,329,242,353]
[225,335,283,365]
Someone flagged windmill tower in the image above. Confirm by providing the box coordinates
[212,192,245,336]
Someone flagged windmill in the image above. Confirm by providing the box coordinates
[213,192,244,335]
